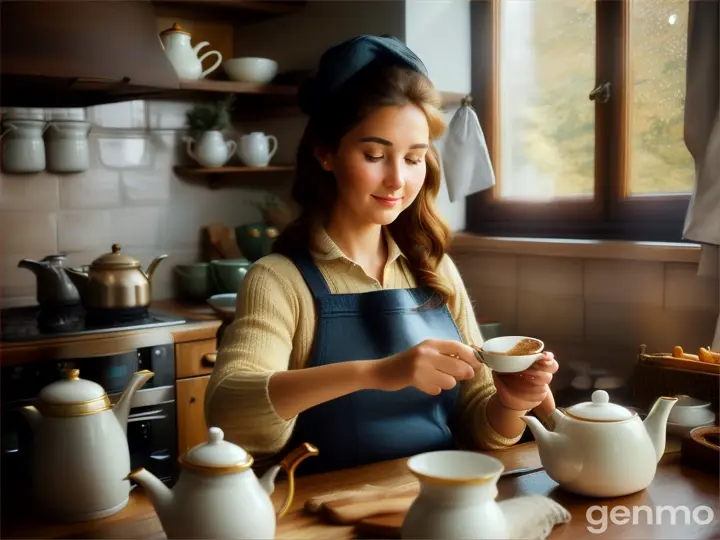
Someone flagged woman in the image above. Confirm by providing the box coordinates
[205,35,558,475]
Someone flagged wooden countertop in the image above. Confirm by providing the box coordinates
[0,300,223,366]
[2,444,718,540]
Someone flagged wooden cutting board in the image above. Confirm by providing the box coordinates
[304,442,544,534]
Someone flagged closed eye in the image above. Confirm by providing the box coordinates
[365,154,383,163]
[406,157,423,165]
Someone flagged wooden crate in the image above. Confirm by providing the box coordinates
[629,345,720,414]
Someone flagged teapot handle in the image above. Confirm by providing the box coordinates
[199,49,223,78]
[274,442,319,519]
[183,135,197,161]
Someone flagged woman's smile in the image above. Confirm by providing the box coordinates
[372,195,403,206]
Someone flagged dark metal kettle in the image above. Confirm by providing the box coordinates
[18,254,81,308]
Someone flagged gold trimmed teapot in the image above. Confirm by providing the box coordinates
[21,369,154,521]
[128,427,318,539]
[521,390,677,498]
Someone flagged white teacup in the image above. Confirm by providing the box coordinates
[237,132,278,167]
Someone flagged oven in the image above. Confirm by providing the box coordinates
[0,330,179,508]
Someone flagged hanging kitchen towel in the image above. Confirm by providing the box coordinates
[442,96,496,202]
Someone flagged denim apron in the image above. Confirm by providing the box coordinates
[287,250,462,475]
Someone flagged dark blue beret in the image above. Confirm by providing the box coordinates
[298,34,428,116]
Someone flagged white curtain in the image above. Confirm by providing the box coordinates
[683,0,720,349]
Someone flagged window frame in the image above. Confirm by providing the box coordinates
[466,0,692,242]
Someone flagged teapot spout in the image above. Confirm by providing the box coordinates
[643,396,678,461]
[127,468,173,521]
[113,370,154,435]
[20,405,42,431]
[144,254,168,282]
[18,259,45,275]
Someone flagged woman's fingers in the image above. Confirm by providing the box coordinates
[427,339,483,370]
[431,352,476,380]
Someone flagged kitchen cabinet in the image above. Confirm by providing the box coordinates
[175,338,217,454]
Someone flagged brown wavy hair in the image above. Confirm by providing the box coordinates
[273,62,455,305]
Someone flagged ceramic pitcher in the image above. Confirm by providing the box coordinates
[184,131,236,168]
[237,132,278,167]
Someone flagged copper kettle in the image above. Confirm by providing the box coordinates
[64,244,167,310]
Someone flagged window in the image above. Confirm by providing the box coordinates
[468,0,693,241]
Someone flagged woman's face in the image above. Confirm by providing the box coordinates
[321,103,430,226]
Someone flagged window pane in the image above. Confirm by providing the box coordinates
[629,0,694,195]
[499,0,596,200]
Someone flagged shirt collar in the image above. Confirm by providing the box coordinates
[311,226,407,265]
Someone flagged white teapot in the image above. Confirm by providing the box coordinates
[521,390,678,498]
[21,368,154,522]
[128,427,318,539]
[184,131,236,168]
[159,23,222,80]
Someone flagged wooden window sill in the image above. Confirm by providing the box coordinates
[451,232,702,264]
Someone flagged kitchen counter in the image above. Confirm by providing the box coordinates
[2,444,717,540]
[0,300,224,367]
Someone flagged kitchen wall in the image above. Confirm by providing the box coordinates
[0,100,276,307]
[452,249,719,392]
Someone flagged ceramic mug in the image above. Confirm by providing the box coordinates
[237,132,277,167]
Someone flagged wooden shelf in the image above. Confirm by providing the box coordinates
[175,165,295,175]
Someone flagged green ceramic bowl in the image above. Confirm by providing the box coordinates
[209,259,252,294]
[174,263,213,300]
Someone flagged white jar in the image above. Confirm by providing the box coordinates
[46,120,92,173]
[1,119,48,173]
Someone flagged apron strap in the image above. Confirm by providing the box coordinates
[287,250,332,298]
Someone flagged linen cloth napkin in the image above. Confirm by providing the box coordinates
[498,495,572,540]
[442,97,496,202]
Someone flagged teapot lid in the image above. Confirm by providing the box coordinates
[179,427,254,474]
[563,390,635,422]
[37,369,111,417]
[91,244,141,270]
[160,22,190,37]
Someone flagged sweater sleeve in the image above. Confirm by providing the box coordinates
[440,255,525,450]
[204,258,300,464]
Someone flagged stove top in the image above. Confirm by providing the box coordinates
[0,305,187,342]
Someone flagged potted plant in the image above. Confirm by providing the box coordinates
[183,95,237,168]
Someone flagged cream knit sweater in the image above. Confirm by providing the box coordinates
[204,228,523,470]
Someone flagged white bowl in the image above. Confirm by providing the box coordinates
[667,418,716,438]
[668,395,716,426]
[407,450,504,484]
[474,335,544,373]
[223,57,278,84]
[207,293,237,319]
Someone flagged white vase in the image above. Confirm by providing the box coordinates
[184,130,236,168]
[400,450,509,540]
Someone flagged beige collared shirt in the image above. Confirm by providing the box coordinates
[205,227,521,471]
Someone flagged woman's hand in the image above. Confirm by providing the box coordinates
[369,339,483,395]
[491,352,559,412]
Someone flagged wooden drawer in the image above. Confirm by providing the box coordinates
[176,338,217,379]
[176,375,210,454]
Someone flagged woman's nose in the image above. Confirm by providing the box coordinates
[384,162,405,190]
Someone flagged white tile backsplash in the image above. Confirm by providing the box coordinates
[584,260,664,306]
[0,212,57,253]
[0,173,60,211]
[518,292,584,342]
[60,169,122,209]
[518,256,583,298]
[1,100,267,304]
[664,262,719,312]
[461,254,518,289]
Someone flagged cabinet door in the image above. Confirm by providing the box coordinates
[176,376,210,455]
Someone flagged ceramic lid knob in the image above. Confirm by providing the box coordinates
[180,427,253,473]
[592,390,610,404]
